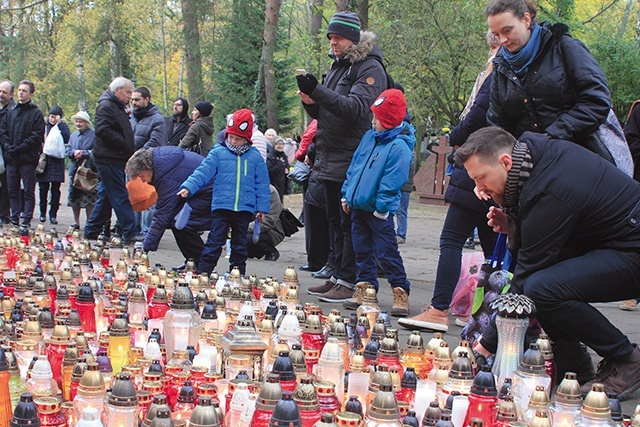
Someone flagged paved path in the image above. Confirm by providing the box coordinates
[49,180,640,412]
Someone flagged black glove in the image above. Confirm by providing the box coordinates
[296,73,318,95]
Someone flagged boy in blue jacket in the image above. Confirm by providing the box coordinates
[341,89,415,317]
[178,108,270,275]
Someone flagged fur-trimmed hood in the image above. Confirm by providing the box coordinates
[330,31,382,64]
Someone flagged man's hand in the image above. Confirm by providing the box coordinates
[297,90,315,106]
[256,212,266,222]
[73,150,84,160]
[296,73,318,95]
[341,200,351,214]
[474,186,492,201]
[177,188,190,198]
[304,155,312,167]
[487,206,508,233]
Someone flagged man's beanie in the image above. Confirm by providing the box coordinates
[370,89,407,130]
[327,11,361,43]
[225,108,254,144]
[194,101,213,117]
[126,177,158,212]
[49,105,63,117]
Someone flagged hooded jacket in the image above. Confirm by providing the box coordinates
[179,116,214,156]
[304,31,388,182]
[180,142,270,215]
[164,97,190,146]
[143,146,213,252]
[488,22,611,143]
[0,99,45,166]
[341,121,415,214]
[131,103,166,150]
[93,90,135,164]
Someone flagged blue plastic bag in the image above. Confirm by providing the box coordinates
[174,202,192,230]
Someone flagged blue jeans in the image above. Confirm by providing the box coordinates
[84,162,139,240]
[6,163,36,223]
[198,209,253,275]
[351,209,410,294]
[395,191,410,239]
[135,205,155,234]
[431,202,498,310]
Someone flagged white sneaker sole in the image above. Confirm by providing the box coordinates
[397,317,448,332]
[454,317,469,327]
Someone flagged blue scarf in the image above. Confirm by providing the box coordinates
[500,23,543,77]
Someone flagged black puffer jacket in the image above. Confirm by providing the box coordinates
[131,104,165,150]
[303,31,388,182]
[92,90,135,164]
[488,22,611,143]
[0,100,45,166]
[164,97,190,146]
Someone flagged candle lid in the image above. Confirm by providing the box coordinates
[77,283,95,302]
[10,393,41,427]
[171,283,195,309]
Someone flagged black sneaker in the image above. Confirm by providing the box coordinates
[50,217,58,225]
[39,216,46,223]
[264,250,280,261]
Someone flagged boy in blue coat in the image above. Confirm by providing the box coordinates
[178,108,270,275]
[341,89,415,317]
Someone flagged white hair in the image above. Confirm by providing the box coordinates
[109,77,133,92]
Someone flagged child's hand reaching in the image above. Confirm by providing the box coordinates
[256,212,266,223]
[177,188,190,198]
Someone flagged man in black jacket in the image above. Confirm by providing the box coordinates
[0,80,45,227]
[460,127,640,400]
[84,76,141,244]
[164,97,190,146]
[0,80,15,224]
[296,11,388,306]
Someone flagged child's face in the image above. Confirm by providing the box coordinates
[372,115,387,132]
[228,134,247,147]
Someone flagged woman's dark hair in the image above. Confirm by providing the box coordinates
[485,0,537,21]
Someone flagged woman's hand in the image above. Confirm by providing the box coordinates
[177,188,190,198]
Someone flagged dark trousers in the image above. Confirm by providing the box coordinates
[84,162,139,240]
[431,202,498,310]
[39,181,61,218]
[351,209,410,293]
[521,249,640,359]
[247,232,276,259]
[303,201,330,271]
[198,210,253,275]
[323,179,356,287]
[171,227,205,264]
[0,172,10,221]
[6,163,36,223]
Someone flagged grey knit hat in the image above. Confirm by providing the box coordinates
[326,11,361,43]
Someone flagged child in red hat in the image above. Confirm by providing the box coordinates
[340,88,415,317]
[178,108,271,275]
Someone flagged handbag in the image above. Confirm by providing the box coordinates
[43,124,65,159]
[35,153,47,174]
[287,161,310,184]
[73,159,99,192]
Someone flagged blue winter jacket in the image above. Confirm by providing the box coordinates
[180,142,271,215]
[341,122,415,214]
[144,146,213,252]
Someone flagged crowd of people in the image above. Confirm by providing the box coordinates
[1,0,640,401]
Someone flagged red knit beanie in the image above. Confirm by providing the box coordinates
[225,108,254,144]
[370,89,407,130]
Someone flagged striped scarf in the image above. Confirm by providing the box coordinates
[503,140,533,215]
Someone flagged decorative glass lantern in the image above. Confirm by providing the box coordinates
[219,315,267,380]
[105,372,140,427]
[76,283,97,333]
[365,382,401,427]
[400,331,429,380]
[128,286,148,324]
[74,362,107,421]
[293,376,322,427]
[573,384,616,427]
[511,343,551,418]
[108,313,131,374]
[0,346,12,427]
[11,392,42,427]
[463,365,498,427]
[490,294,536,388]
[316,338,345,405]
[163,282,202,361]
[190,396,221,427]
[548,372,582,427]
[251,373,282,427]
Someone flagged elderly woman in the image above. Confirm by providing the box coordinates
[66,111,96,229]
[125,146,213,270]
[486,0,631,173]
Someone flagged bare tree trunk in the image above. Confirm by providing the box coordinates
[309,0,323,75]
[158,0,168,110]
[182,0,205,103]
[109,39,119,79]
[618,0,634,39]
[179,51,184,97]
[76,53,86,111]
[357,0,368,30]
[261,0,281,129]
[336,0,347,12]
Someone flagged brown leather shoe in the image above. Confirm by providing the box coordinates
[391,287,409,317]
[397,305,449,332]
[343,281,370,310]
[581,345,640,401]
[307,280,335,296]
[318,284,355,303]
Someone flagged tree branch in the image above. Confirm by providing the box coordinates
[0,0,47,12]
[582,0,620,25]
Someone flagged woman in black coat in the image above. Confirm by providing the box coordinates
[36,105,70,224]
[267,137,290,202]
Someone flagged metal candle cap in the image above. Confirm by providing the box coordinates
[581,383,611,419]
